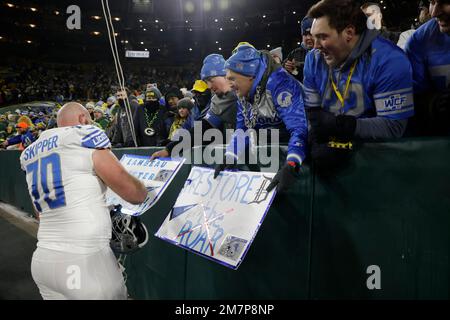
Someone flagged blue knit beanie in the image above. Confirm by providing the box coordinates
[225,44,261,77]
[301,16,314,35]
[200,54,226,80]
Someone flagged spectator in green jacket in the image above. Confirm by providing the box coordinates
[93,107,110,130]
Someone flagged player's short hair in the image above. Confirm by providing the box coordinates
[308,0,368,35]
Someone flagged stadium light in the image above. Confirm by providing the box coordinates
[114,17,121,21]
[185,1,194,13]
[219,0,229,10]
[29,24,36,28]
[30,7,37,12]
[92,16,102,20]
[92,31,101,36]
[204,0,212,11]
[139,19,143,22]
[54,10,60,15]
[155,19,159,23]
[140,41,144,44]
[6,3,15,8]
[0,36,3,40]
[262,15,266,18]
[230,18,234,21]
[26,40,32,43]
[219,27,223,31]
[214,18,218,23]
[189,48,193,51]
[218,47,222,51]
[160,28,163,32]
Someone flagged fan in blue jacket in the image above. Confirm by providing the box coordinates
[214,44,308,193]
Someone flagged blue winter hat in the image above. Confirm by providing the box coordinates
[301,16,314,35]
[200,54,226,80]
[225,44,262,77]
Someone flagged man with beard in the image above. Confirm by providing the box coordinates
[111,90,138,148]
[133,86,168,146]
[361,2,401,43]
[405,0,450,135]
[303,0,414,172]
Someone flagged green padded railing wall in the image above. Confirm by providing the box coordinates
[0,139,448,299]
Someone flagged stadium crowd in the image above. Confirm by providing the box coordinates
[0,62,198,106]
[1,0,449,173]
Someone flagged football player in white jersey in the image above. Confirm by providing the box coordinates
[20,102,147,300]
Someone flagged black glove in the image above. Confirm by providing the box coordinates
[430,89,450,113]
[428,89,450,133]
[308,108,357,142]
[213,155,238,179]
[266,162,300,193]
[307,117,354,176]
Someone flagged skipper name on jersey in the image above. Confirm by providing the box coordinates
[23,135,59,161]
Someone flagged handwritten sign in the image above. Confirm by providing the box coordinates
[155,166,276,269]
[106,155,185,216]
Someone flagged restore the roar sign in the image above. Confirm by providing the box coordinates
[106,154,185,216]
[155,166,276,269]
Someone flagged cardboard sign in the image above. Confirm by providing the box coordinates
[106,155,185,215]
[155,166,276,269]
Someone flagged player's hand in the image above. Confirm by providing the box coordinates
[284,59,296,73]
[150,149,169,161]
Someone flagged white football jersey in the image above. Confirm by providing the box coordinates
[20,125,113,254]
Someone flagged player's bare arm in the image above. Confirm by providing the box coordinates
[93,149,147,205]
